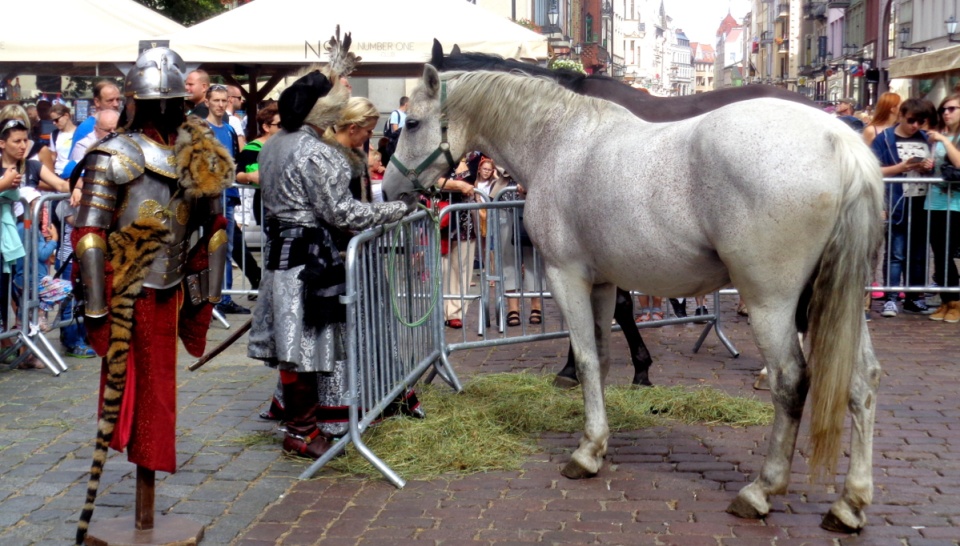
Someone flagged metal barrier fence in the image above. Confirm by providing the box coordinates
[12,176,958,483]
[0,193,72,375]
[299,209,460,485]
[437,190,739,363]
[873,178,960,299]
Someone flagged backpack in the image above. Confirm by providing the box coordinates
[383,110,401,141]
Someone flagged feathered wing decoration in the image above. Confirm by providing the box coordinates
[324,25,361,79]
[301,25,360,130]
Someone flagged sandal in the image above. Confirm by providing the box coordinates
[507,311,521,327]
[635,309,651,323]
[650,310,664,321]
[17,356,45,370]
[529,309,542,325]
[445,319,463,329]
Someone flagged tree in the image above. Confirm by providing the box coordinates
[133,0,226,26]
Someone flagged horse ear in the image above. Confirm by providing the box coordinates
[451,44,462,56]
[422,64,441,99]
[431,39,445,69]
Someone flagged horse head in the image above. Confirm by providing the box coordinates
[382,64,465,206]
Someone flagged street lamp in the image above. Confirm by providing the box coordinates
[573,43,583,56]
[946,16,960,43]
[899,26,927,52]
[548,0,559,32]
[843,43,858,56]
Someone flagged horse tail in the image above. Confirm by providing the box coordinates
[806,127,883,482]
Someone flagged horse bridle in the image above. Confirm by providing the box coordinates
[388,81,458,196]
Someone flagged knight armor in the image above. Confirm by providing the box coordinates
[74,132,226,317]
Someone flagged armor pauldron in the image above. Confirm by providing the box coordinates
[89,134,145,185]
[76,233,108,318]
[207,228,228,303]
[75,153,120,230]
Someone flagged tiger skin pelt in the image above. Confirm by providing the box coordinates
[75,218,173,546]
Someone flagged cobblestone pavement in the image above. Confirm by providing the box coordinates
[2,297,959,545]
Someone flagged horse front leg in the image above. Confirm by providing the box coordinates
[728,306,807,519]
[547,268,610,479]
[821,326,880,533]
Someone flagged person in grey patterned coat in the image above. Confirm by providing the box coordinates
[247,70,410,459]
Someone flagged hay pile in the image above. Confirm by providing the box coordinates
[321,373,772,479]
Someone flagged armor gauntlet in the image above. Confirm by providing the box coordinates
[74,137,145,317]
[206,197,227,303]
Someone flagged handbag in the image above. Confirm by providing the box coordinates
[941,134,960,181]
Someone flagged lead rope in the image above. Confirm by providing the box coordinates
[386,202,443,327]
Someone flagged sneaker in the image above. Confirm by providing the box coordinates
[865,310,872,322]
[880,301,898,317]
[903,299,935,315]
[66,344,97,359]
[216,300,252,315]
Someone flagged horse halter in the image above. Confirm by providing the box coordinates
[388,81,457,196]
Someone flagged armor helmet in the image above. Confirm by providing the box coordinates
[123,47,190,100]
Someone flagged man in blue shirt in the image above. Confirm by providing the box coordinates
[66,81,121,167]
[206,84,250,315]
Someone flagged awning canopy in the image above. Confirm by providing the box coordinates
[888,45,960,79]
[93,0,547,71]
[0,0,184,77]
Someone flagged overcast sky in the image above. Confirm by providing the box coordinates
[667,0,753,46]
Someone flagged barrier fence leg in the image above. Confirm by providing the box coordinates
[691,291,739,357]
[211,308,230,329]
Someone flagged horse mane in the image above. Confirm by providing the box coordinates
[430,40,817,121]
[430,39,629,96]
[440,70,610,145]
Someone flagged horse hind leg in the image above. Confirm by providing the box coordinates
[821,326,880,532]
[728,305,807,519]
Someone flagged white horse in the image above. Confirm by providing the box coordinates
[382,66,884,532]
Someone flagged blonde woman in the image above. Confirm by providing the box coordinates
[863,92,901,147]
[327,96,379,203]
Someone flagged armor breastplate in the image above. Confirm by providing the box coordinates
[122,134,193,289]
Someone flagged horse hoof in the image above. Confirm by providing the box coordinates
[753,374,770,391]
[562,459,598,480]
[631,375,652,388]
[726,495,767,520]
[821,508,865,533]
[553,374,579,389]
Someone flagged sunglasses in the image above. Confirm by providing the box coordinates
[1,119,28,133]
[52,114,68,123]
[209,84,228,92]
[944,106,960,114]
[904,117,925,126]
